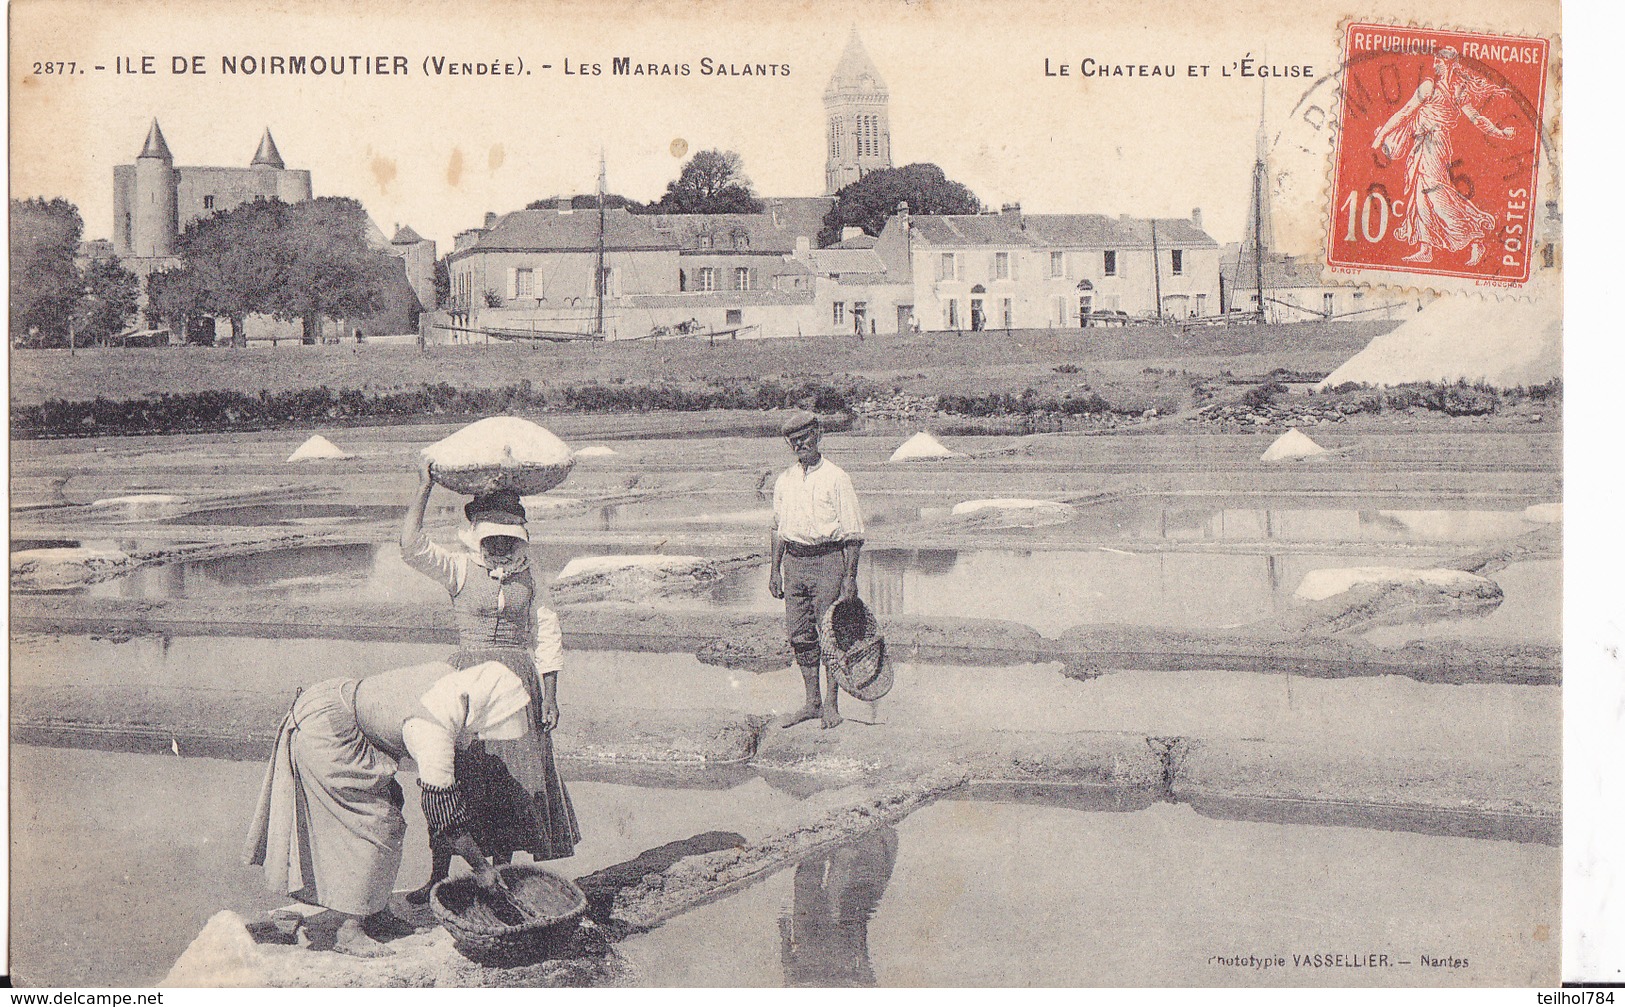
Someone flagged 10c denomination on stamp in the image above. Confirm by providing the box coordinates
[1326,22,1550,287]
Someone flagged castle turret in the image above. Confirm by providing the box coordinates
[130,119,178,257]
[823,28,892,195]
[251,129,285,169]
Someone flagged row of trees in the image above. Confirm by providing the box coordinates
[149,196,400,345]
[10,198,139,347]
[526,149,765,217]
[519,150,982,248]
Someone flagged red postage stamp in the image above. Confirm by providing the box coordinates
[1326,23,1550,287]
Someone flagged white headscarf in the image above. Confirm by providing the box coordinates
[404,662,532,787]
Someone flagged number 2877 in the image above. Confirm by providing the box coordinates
[31,62,78,74]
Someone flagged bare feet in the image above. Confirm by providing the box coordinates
[363,910,418,940]
[779,704,822,728]
[332,917,395,958]
[821,710,845,730]
[1401,246,1433,263]
[1466,242,1486,266]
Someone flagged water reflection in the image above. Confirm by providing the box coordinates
[779,827,899,987]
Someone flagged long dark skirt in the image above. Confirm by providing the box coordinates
[451,648,580,861]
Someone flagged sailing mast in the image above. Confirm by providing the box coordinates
[594,150,607,336]
[1251,87,1268,322]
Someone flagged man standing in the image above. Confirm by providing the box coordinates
[769,411,864,729]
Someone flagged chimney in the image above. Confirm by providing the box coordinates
[770,201,781,227]
[483,211,498,229]
[1191,207,1203,231]
[1119,213,1131,223]
[896,201,910,231]
[795,235,811,258]
[842,226,865,242]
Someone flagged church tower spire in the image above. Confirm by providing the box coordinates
[823,27,892,195]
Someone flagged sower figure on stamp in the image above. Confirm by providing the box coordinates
[1372,46,1517,267]
[768,411,865,730]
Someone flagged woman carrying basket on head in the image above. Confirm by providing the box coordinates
[397,459,581,894]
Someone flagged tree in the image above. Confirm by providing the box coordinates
[76,257,140,344]
[649,149,763,214]
[174,198,292,346]
[525,193,645,212]
[818,163,982,246]
[146,267,214,344]
[274,197,399,343]
[10,197,85,346]
[432,256,451,309]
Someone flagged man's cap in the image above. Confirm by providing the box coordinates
[780,410,820,438]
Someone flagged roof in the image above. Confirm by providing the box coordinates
[906,212,1218,250]
[805,246,886,275]
[252,129,285,169]
[391,224,425,245]
[825,27,887,96]
[829,234,877,249]
[645,197,832,254]
[454,208,678,255]
[138,119,172,160]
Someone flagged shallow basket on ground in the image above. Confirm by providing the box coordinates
[819,598,894,702]
[430,863,588,955]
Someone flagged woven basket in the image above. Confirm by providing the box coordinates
[428,460,574,497]
[430,863,587,955]
[818,598,894,702]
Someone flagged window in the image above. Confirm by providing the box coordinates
[1001,298,1013,328]
[1053,296,1067,326]
[1542,243,1555,269]
[697,267,717,291]
[726,309,742,325]
[734,267,753,291]
[833,302,845,325]
[203,195,215,210]
[994,252,1010,280]
[1103,250,1117,276]
[1170,249,1183,275]
[1196,293,1207,316]
[1353,291,1364,305]
[1323,292,1335,316]
[946,299,960,328]
[1050,251,1065,278]
[516,268,535,298]
[938,253,957,281]
[732,232,750,250]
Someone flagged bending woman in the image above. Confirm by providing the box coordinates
[398,459,580,896]
[244,660,532,957]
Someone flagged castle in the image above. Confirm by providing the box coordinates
[823,28,893,195]
[110,120,436,334]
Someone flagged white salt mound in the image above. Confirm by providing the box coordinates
[11,546,131,571]
[1294,566,1492,602]
[556,554,707,581]
[573,445,618,458]
[888,432,956,462]
[1318,295,1561,390]
[952,498,1069,516]
[424,416,574,496]
[90,493,186,507]
[1260,428,1328,462]
[161,911,266,987]
[1523,502,1562,524]
[286,435,351,461]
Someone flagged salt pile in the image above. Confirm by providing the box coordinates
[952,498,1068,516]
[286,435,351,461]
[888,432,956,462]
[1260,428,1328,462]
[424,416,573,495]
[573,445,618,458]
[1318,295,1561,389]
[1295,566,1493,602]
[90,493,186,507]
[1522,502,1561,524]
[950,498,1075,528]
[556,554,708,581]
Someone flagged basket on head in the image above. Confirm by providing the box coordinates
[430,862,587,956]
[423,417,575,497]
[818,598,894,702]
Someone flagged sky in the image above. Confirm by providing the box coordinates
[7,0,1559,254]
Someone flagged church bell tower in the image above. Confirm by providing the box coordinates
[823,28,892,195]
